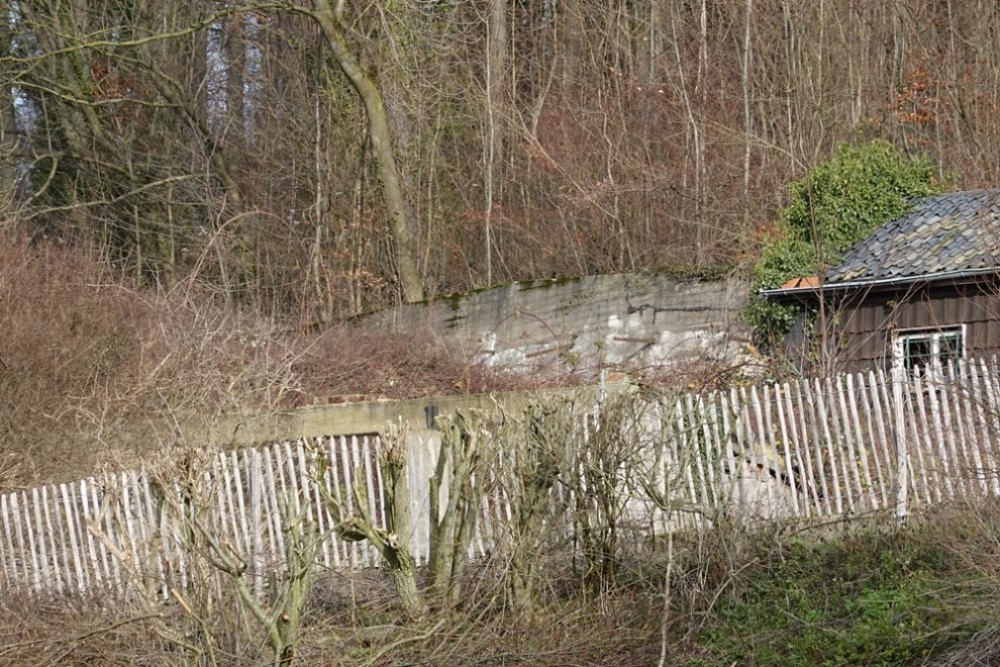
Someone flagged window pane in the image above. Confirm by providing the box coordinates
[904,337,933,375]
[938,332,962,366]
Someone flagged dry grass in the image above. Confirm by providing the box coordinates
[3,502,1000,666]
[0,561,661,667]
[289,324,569,405]
[0,234,310,486]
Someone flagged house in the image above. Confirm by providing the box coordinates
[762,189,1000,374]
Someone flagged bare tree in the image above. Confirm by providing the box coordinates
[306,1,424,303]
[483,0,509,286]
[8,0,1000,317]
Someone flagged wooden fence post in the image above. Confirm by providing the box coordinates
[892,364,909,526]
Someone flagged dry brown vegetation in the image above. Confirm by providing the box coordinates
[0,566,662,667]
[0,231,574,488]
[0,230,745,489]
[6,2,1000,663]
[2,502,1000,666]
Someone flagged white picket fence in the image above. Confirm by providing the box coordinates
[661,360,1000,524]
[2,359,1000,600]
[0,436,447,598]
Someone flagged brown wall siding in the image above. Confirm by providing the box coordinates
[820,283,1000,374]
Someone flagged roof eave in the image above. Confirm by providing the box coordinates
[760,267,1000,300]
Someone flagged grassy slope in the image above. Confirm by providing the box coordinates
[689,519,988,666]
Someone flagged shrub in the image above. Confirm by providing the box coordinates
[745,140,941,350]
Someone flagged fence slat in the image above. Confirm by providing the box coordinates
[969,362,998,494]
[845,374,877,510]
[31,488,51,591]
[219,452,244,556]
[262,445,286,569]
[773,383,801,516]
[836,375,868,510]
[901,373,932,505]
[747,386,776,516]
[861,372,890,507]
[947,362,978,497]
[359,436,381,562]
[324,437,347,568]
[808,379,838,515]
[821,378,849,512]
[922,373,954,500]
[911,372,943,504]
[0,495,19,588]
[674,399,700,512]
[720,390,742,509]
[301,441,326,569]
[870,369,899,506]
[935,366,967,498]
[976,360,1000,495]
[788,381,819,515]
[59,482,86,594]
[248,449,266,598]
[701,395,724,513]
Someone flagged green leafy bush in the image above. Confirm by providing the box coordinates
[745,140,941,349]
[697,530,982,667]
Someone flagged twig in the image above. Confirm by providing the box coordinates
[361,618,446,667]
[0,612,163,667]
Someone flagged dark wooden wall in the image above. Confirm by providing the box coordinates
[824,282,1000,373]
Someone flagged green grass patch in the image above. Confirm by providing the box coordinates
[688,527,986,667]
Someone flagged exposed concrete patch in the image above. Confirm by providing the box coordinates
[366,272,752,376]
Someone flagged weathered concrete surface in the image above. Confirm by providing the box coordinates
[180,383,622,447]
[369,272,750,376]
[169,273,750,453]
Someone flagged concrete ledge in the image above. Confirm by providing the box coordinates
[181,382,632,448]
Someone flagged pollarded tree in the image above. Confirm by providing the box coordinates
[745,139,942,350]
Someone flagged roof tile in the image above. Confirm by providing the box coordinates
[826,189,1000,284]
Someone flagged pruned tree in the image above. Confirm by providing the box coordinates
[496,402,568,615]
[428,410,491,608]
[318,420,427,621]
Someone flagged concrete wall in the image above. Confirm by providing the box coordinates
[369,272,750,376]
[170,272,749,452]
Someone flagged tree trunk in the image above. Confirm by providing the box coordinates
[224,14,247,146]
[483,0,508,286]
[311,2,424,303]
[0,16,16,203]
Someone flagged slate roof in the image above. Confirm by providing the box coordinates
[826,189,1000,285]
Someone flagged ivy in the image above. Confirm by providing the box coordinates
[745,140,942,350]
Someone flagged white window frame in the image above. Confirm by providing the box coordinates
[892,325,966,381]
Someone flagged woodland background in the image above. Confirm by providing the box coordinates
[4,0,998,320]
[7,6,1000,665]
